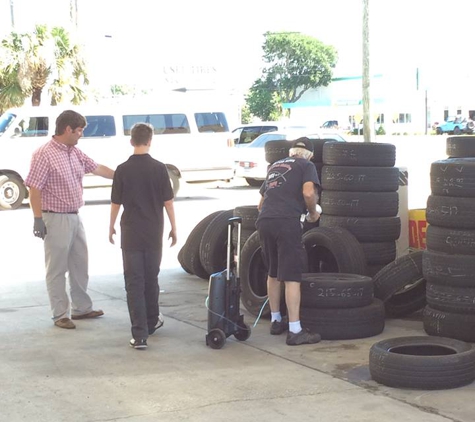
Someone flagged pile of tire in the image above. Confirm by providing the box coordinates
[423,136,475,342]
[299,273,385,340]
[318,142,401,277]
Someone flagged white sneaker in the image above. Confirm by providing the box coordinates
[149,312,164,335]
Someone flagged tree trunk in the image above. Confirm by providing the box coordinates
[31,88,42,106]
[362,0,373,142]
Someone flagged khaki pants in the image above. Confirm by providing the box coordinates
[43,213,92,321]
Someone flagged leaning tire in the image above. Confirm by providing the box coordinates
[301,273,373,308]
[369,336,475,389]
[199,209,234,275]
[302,227,367,275]
[372,251,426,318]
[300,299,385,340]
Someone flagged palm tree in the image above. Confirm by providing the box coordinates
[0,24,88,111]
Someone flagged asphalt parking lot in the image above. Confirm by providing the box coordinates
[3,138,475,422]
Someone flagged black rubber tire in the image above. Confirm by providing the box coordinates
[233,205,259,230]
[320,191,399,217]
[239,231,289,317]
[234,322,251,341]
[245,178,263,187]
[310,139,336,163]
[321,166,399,192]
[446,136,475,158]
[373,251,427,318]
[431,158,475,197]
[182,210,224,280]
[300,299,385,340]
[265,140,290,164]
[423,250,475,287]
[199,209,235,275]
[232,227,255,254]
[426,225,475,255]
[178,245,193,274]
[426,281,475,314]
[360,242,396,265]
[167,169,180,197]
[319,215,401,242]
[302,227,367,275]
[424,305,475,342]
[369,335,475,389]
[301,273,373,308]
[427,195,475,229]
[0,174,26,210]
[322,142,396,167]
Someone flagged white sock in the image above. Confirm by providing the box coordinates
[271,312,282,323]
[289,321,302,334]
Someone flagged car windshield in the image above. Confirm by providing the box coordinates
[0,112,16,136]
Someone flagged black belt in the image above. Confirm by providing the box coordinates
[42,210,78,214]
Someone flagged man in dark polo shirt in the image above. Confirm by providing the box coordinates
[256,137,321,346]
[109,123,177,350]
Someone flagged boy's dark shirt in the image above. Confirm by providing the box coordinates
[257,156,320,221]
[111,154,174,250]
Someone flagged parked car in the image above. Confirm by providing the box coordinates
[234,130,347,186]
[436,115,475,135]
[232,122,311,147]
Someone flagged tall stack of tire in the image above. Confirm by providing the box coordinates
[423,136,475,342]
[318,142,401,277]
[299,273,385,339]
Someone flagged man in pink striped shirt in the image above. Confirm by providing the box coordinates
[25,110,115,329]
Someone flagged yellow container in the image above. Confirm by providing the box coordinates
[408,209,427,250]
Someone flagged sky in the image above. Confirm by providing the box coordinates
[0,0,473,92]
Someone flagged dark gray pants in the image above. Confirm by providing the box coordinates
[122,249,162,341]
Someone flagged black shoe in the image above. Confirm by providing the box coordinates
[149,312,164,335]
[286,328,321,346]
[270,319,288,335]
[130,339,147,349]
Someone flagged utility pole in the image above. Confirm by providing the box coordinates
[10,0,15,28]
[362,0,373,142]
[70,0,78,29]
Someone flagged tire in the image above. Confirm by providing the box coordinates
[0,174,26,210]
[300,299,385,340]
[436,127,443,135]
[319,215,401,242]
[426,195,475,229]
[322,142,396,167]
[310,139,335,163]
[245,178,263,187]
[167,169,180,197]
[369,336,475,389]
[302,227,367,275]
[431,158,475,197]
[265,140,290,164]
[199,209,234,275]
[232,227,255,254]
[426,281,475,314]
[234,322,251,341]
[454,126,462,135]
[320,191,399,217]
[233,205,259,230]
[321,166,399,192]
[373,251,426,318]
[446,136,475,158]
[240,231,269,316]
[206,328,226,349]
[424,305,475,342]
[360,242,396,265]
[178,245,192,274]
[423,250,475,287]
[301,273,373,308]
[426,225,475,255]
[182,210,224,280]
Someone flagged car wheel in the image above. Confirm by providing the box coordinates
[245,178,263,187]
[454,126,462,135]
[0,174,26,210]
[436,127,443,135]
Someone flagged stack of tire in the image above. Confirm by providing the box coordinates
[318,142,400,277]
[423,136,475,342]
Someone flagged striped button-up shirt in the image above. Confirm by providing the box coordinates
[25,139,98,212]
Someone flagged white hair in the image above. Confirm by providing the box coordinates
[289,147,313,160]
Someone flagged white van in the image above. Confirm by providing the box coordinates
[0,104,234,210]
